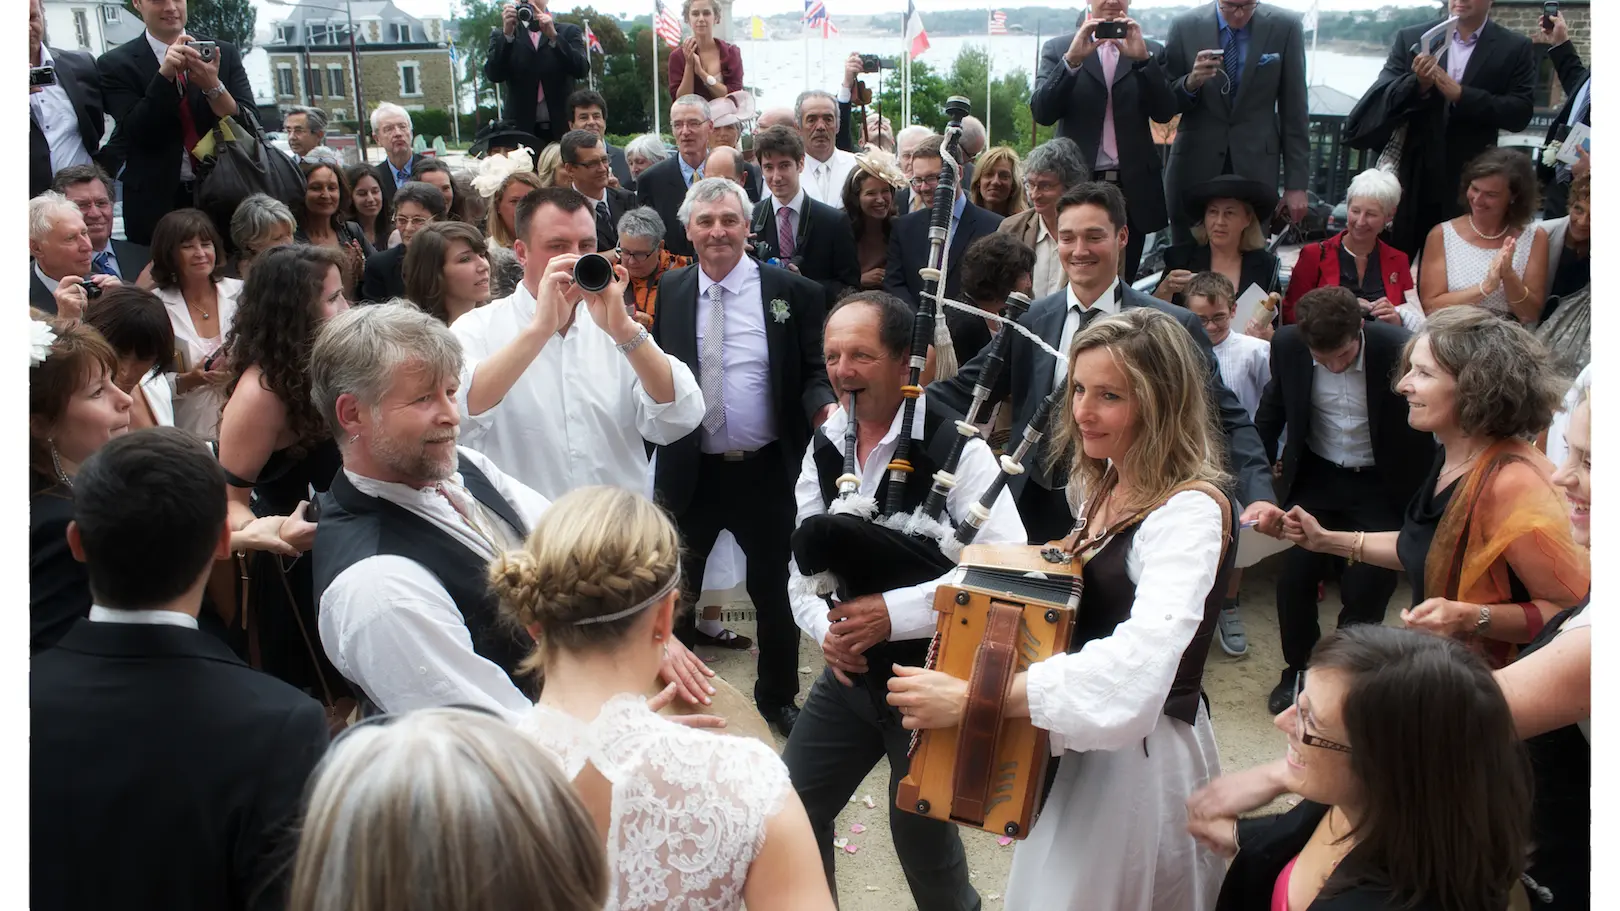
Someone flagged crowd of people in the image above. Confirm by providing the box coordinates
[28,0,1595,909]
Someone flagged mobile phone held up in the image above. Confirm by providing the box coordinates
[1094,21,1128,41]
[1542,1,1559,31]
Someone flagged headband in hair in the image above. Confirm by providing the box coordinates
[572,568,682,626]
[30,320,57,367]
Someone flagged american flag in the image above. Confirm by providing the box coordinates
[585,23,603,54]
[803,0,826,28]
[654,0,683,48]
[988,10,1008,35]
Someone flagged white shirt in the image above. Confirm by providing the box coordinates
[803,147,858,210]
[88,605,199,629]
[34,261,65,293]
[1025,489,1224,754]
[1053,279,1122,390]
[697,255,776,453]
[139,367,176,428]
[318,447,551,719]
[1211,332,1270,421]
[30,46,93,177]
[1031,216,1065,300]
[156,279,243,442]
[452,282,704,499]
[1307,331,1374,468]
[146,30,194,181]
[788,394,1027,646]
[770,187,806,228]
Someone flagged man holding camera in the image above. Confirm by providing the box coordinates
[751,125,861,306]
[97,0,254,246]
[485,0,589,151]
[29,192,121,317]
[29,0,104,199]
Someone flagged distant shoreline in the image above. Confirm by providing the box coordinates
[746,32,1388,57]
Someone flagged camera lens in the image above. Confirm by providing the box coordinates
[81,281,102,300]
[573,253,614,293]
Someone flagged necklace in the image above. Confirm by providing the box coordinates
[1437,445,1487,486]
[184,293,213,321]
[1468,215,1508,241]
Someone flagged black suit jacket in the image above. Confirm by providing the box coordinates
[30,46,105,199]
[584,185,636,251]
[31,619,329,911]
[29,486,88,654]
[1254,322,1435,519]
[606,141,634,191]
[29,263,61,313]
[97,35,256,245]
[751,194,861,306]
[109,238,153,281]
[927,285,1275,508]
[360,242,408,303]
[883,200,1003,307]
[485,25,590,148]
[1538,40,1590,219]
[650,262,836,515]
[636,156,698,257]
[371,152,431,222]
[1030,35,1177,233]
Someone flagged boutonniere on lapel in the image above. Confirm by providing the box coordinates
[770,299,791,324]
[1258,53,1281,67]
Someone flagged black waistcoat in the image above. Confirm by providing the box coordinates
[312,460,536,700]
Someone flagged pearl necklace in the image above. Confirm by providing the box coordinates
[1468,215,1508,241]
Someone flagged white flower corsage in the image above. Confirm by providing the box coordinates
[30,320,57,367]
[1541,141,1562,169]
[770,299,791,323]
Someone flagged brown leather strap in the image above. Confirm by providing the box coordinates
[950,601,1023,825]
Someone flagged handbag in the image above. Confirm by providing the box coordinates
[238,552,357,736]
[195,108,307,236]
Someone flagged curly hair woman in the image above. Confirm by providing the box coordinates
[216,244,352,696]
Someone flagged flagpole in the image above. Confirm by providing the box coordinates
[1031,21,1040,147]
[985,10,993,145]
[652,4,661,136]
[901,9,909,127]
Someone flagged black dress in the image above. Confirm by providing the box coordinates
[1397,454,1530,606]
[1517,599,1591,910]
[1159,243,1281,309]
[29,482,89,654]
[227,439,348,700]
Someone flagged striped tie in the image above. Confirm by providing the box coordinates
[1223,30,1242,96]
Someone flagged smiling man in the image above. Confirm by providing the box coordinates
[566,89,634,189]
[751,125,860,306]
[52,164,152,284]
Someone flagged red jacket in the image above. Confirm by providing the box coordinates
[1281,232,1414,324]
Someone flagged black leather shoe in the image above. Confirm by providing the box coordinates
[1267,671,1299,716]
[760,703,800,737]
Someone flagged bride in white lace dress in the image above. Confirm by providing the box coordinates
[489,486,835,911]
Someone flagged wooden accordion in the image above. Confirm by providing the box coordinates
[896,542,1082,839]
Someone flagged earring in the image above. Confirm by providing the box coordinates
[653,632,664,641]
[49,440,70,489]
[345,433,360,445]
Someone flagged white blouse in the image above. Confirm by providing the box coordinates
[156,278,243,441]
[138,367,175,428]
[1025,489,1225,755]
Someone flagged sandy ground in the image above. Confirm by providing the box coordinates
[691,554,1412,910]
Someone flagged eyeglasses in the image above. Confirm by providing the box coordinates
[617,246,658,263]
[1219,0,1259,11]
[287,126,314,136]
[1024,178,1063,195]
[909,174,942,190]
[393,215,433,229]
[1294,671,1352,754]
[1197,311,1232,327]
[573,157,611,170]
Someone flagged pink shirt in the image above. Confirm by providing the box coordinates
[1446,24,1482,82]
[1272,855,1299,911]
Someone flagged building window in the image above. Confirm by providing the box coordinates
[392,23,413,42]
[306,67,322,97]
[399,62,421,97]
[72,10,90,48]
[276,24,297,44]
[327,65,345,98]
[100,5,120,23]
[276,65,295,97]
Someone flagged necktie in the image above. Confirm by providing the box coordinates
[527,29,550,128]
[777,206,796,260]
[176,72,201,166]
[596,200,617,246]
[92,251,116,277]
[1223,29,1242,96]
[435,482,499,554]
[1097,43,1120,168]
[700,283,727,435]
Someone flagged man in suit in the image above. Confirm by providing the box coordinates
[1345,0,1534,257]
[29,191,118,316]
[485,0,589,150]
[360,182,445,304]
[97,0,256,246]
[884,135,1003,308]
[53,165,151,284]
[566,88,634,190]
[29,0,104,199]
[1163,0,1309,245]
[928,181,1278,544]
[637,95,720,258]
[651,177,837,735]
[32,427,329,911]
[1031,2,1177,280]
[1534,12,1590,220]
[369,102,430,221]
[751,125,861,308]
[560,130,635,252]
[890,125,937,215]
[1252,287,1435,714]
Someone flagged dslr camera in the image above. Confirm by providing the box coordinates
[516,2,545,33]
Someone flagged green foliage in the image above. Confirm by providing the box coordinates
[453,0,504,111]
[875,60,951,132]
[125,0,257,50]
[409,108,453,138]
[872,50,1046,156]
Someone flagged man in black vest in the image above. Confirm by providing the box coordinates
[780,291,1025,911]
[32,427,328,911]
[751,125,861,307]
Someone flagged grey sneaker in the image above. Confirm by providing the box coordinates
[1217,604,1248,657]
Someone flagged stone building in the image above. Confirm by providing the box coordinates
[265,0,456,126]
[1488,0,1590,110]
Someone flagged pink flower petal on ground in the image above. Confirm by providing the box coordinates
[844,843,860,854]
[850,823,867,834]
[997,836,1013,846]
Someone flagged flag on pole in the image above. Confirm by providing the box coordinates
[750,15,765,39]
[447,40,458,65]
[822,17,839,39]
[905,1,929,59]
[654,0,683,48]
[585,23,603,54]
[803,0,826,28]
[989,10,1008,36]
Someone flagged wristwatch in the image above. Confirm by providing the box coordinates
[705,74,719,87]
[203,83,228,99]
[616,326,651,355]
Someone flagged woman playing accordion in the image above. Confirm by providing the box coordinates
[888,307,1236,911]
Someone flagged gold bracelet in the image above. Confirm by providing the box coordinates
[1508,284,1530,305]
[1347,531,1365,565]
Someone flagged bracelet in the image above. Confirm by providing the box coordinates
[615,326,651,355]
[1518,601,1545,640]
[203,83,227,99]
[1346,531,1365,565]
[1231,818,1241,853]
[1477,279,1492,298]
[1508,285,1530,305]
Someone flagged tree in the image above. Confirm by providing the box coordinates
[875,60,951,132]
[453,0,504,112]
[942,45,1030,152]
[125,0,256,50]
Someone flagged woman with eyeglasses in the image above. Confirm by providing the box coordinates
[1186,625,1532,911]
[617,206,691,327]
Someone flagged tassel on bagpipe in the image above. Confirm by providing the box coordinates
[948,385,1065,555]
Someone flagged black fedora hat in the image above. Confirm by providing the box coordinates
[468,119,544,158]
[1182,175,1278,225]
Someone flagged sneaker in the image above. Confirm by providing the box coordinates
[1217,603,1248,657]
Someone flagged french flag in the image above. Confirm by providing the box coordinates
[905,0,929,59]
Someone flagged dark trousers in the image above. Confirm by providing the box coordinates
[1277,451,1402,672]
[782,667,981,911]
[671,445,801,710]
[1016,479,1075,545]
[1093,169,1148,280]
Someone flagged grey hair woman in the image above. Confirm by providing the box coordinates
[619,205,684,327]
[286,707,608,911]
[623,133,670,183]
[228,194,296,280]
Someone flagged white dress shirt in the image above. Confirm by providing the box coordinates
[1211,331,1270,421]
[156,279,242,442]
[802,147,858,210]
[318,447,551,718]
[1031,217,1065,300]
[146,31,194,181]
[452,281,704,499]
[788,394,1027,645]
[30,46,93,177]
[1053,278,1121,390]
[697,255,777,453]
[1307,330,1375,468]
[88,605,199,629]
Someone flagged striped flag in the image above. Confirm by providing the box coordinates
[822,17,839,39]
[654,0,683,48]
[905,0,929,59]
[585,23,603,54]
[989,10,1008,35]
[803,0,826,28]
